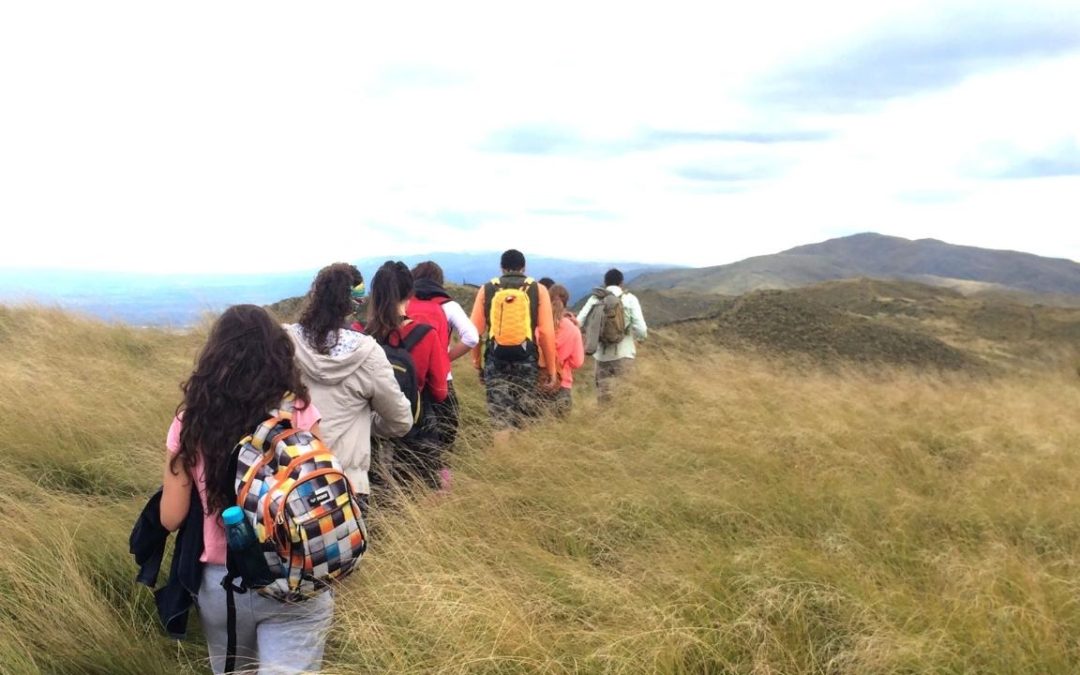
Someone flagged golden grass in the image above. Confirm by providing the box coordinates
[2,304,1080,673]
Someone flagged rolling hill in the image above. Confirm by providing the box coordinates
[661,277,1080,372]
[632,232,1080,303]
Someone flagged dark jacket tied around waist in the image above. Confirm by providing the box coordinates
[129,485,204,639]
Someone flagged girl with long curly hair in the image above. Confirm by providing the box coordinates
[160,304,332,674]
[286,262,414,505]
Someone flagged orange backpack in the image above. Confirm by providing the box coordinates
[483,275,539,363]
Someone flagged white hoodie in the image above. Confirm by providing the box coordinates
[287,325,413,494]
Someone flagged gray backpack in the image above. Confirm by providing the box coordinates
[583,289,626,355]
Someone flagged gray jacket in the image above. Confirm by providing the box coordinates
[287,325,412,494]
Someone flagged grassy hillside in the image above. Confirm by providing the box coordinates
[689,279,1080,373]
[3,303,1080,673]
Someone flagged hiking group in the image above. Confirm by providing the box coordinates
[131,249,647,674]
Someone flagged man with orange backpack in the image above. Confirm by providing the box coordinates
[470,249,558,437]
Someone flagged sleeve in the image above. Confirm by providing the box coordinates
[470,286,487,369]
[166,415,183,454]
[626,294,648,340]
[423,330,450,402]
[566,320,585,371]
[445,301,480,348]
[292,400,322,431]
[366,349,414,438]
[576,295,597,325]
[534,285,558,377]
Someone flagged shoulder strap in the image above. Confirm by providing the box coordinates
[483,280,499,326]
[400,323,434,353]
[525,278,540,331]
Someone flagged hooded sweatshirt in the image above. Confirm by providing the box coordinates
[287,325,413,494]
[408,279,452,353]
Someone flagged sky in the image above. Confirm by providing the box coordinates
[1,0,1078,274]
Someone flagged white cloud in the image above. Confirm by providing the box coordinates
[1,0,1079,274]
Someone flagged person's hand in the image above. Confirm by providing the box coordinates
[541,372,559,392]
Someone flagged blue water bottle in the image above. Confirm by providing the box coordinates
[222,506,274,588]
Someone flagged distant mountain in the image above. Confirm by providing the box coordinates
[631,233,1080,302]
[0,253,674,326]
[349,252,673,305]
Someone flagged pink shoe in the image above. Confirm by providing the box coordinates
[438,467,453,492]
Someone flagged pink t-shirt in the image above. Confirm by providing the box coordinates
[166,403,321,565]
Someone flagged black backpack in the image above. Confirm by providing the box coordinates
[372,323,435,440]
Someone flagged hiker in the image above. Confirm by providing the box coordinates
[470,249,558,437]
[409,261,479,485]
[577,268,648,403]
[367,260,450,490]
[545,283,585,417]
[158,304,335,674]
[538,277,555,290]
[286,263,414,509]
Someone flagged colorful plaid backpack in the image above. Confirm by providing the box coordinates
[225,394,367,601]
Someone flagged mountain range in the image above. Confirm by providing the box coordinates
[631,233,1080,303]
[5,234,1080,326]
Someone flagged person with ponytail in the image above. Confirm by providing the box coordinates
[545,283,585,417]
[160,305,333,673]
[367,260,450,490]
[286,262,414,508]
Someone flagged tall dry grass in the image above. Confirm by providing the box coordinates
[2,304,1080,673]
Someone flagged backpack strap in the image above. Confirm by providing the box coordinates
[399,323,434,353]
[482,278,500,332]
[523,277,540,335]
[224,581,238,673]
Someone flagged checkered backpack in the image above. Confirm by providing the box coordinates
[226,394,367,601]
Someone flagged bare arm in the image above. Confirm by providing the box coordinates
[448,342,472,362]
[160,453,192,532]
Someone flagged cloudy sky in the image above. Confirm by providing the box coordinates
[2,0,1078,274]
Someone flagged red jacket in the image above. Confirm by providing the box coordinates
[406,296,451,352]
[389,320,449,403]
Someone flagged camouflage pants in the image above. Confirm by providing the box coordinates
[483,359,541,429]
[596,357,635,404]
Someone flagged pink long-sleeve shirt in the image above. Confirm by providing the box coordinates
[555,314,585,389]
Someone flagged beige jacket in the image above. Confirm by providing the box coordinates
[287,325,413,494]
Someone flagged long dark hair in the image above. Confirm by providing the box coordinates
[171,304,310,515]
[298,262,363,355]
[365,260,413,343]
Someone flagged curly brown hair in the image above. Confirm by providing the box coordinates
[171,304,310,515]
[298,262,364,355]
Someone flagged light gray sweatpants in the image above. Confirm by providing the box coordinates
[197,565,334,675]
